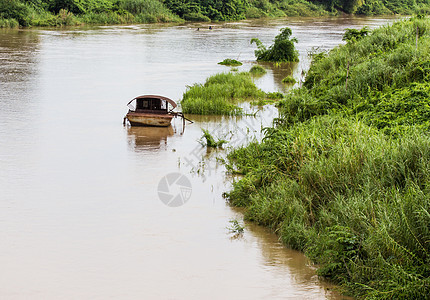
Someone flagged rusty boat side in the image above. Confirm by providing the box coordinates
[124,95,177,127]
[126,111,175,127]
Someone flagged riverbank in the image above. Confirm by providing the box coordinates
[225,16,430,299]
[0,0,429,28]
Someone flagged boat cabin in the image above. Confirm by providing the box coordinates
[127,95,177,114]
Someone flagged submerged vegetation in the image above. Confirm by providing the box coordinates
[200,129,228,148]
[251,27,299,62]
[225,17,430,299]
[1,0,428,28]
[249,65,267,76]
[282,75,296,84]
[218,58,243,67]
[180,72,271,115]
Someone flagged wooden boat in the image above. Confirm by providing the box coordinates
[124,95,178,127]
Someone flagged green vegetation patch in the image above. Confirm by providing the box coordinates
[218,58,243,66]
[282,75,296,84]
[0,0,426,28]
[180,72,267,115]
[0,0,182,27]
[225,17,430,299]
[251,27,299,62]
[200,129,228,148]
[249,65,267,75]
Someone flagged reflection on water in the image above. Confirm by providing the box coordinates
[127,125,174,152]
[253,61,299,93]
[0,30,41,188]
[0,16,399,299]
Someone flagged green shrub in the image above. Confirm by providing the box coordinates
[251,27,299,62]
[342,26,370,42]
[183,12,210,21]
[0,17,19,28]
[245,7,266,18]
[0,0,31,26]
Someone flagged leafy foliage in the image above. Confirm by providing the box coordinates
[0,0,31,26]
[342,26,369,42]
[0,0,426,27]
[251,27,299,62]
[162,0,247,21]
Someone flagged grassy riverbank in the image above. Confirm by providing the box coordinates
[225,16,430,299]
[1,0,429,28]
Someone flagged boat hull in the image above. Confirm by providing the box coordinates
[126,112,174,127]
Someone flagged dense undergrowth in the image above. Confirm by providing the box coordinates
[225,17,430,299]
[180,72,281,115]
[1,0,429,28]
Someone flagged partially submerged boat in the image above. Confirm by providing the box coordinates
[124,95,178,127]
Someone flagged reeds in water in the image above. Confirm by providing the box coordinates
[180,72,267,115]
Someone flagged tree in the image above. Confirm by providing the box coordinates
[251,27,299,62]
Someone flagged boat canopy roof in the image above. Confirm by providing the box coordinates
[127,95,177,109]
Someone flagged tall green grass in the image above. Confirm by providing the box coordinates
[225,17,430,299]
[280,17,430,133]
[226,116,430,298]
[180,72,267,115]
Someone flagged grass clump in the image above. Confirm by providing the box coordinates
[200,129,228,148]
[227,219,245,234]
[249,65,267,76]
[180,72,267,115]
[225,16,430,299]
[218,58,242,67]
[282,75,296,84]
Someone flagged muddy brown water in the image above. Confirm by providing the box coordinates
[0,16,398,299]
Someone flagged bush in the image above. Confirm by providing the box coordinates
[0,0,31,26]
[0,17,19,28]
[183,12,210,21]
[251,27,299,62]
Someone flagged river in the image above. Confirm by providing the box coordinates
[0,16,398,299]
